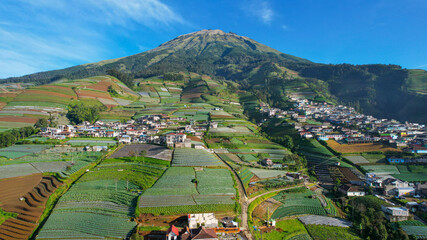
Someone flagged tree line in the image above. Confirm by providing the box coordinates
[0,127,38,148]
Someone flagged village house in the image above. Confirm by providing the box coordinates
[166,133,187,147]
[339,184,366,197]
[180,226,218,240]
[382,178,410,196]
[381,206,410,222]
[262,158,273,167]
[118,135,131,144]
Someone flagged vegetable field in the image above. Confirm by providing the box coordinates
[401,225,427,239]
[67,139,117,146]
[172,148,224,167]
[305,224,361,240]
[248,168,287,179]
[139,167,236,215]
[362,165,400,175]
[271,189,327,219]
[36,156,163,239]
[259,219,309,240]
[238,168,255,187]
[0,144,51,159]
[344,155,369,164]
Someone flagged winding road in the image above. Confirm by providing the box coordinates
[215,151,306,240]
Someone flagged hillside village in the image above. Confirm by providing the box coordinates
[14,89,424,240]
[0,30,426,240]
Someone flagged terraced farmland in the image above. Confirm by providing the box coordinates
[362,165,400,175]
[139,167,236,215]
[36,156,165,239]
[238,168,255,187]
[172,148,224,167]
[0,144,52,159]
[0,174,62,240]
[248,168,287,179]
[271,189,327,219]
[67,139,117,146]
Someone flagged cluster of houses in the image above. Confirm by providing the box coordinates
[260,99,427,224]
[260,98,427,153]
[151,213,239,240]
[38,114,210,149]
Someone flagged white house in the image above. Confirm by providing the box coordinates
[118,135,131,144]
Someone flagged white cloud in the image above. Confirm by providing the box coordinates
[0,27,104,78]
[99,0,187,27]
[281,24,289,30]
[415,64,427,70]
[0,0,188,78]
[246,1,275,24]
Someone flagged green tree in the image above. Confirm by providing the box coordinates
[66,103,105,124]
[34,118,49,128]
[106,69,134,89]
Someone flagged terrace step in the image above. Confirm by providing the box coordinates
[3,218,36,229]
[4,206,41,218]
[2,218,36,231]
[16,213,39,223]
[39,180,54,193]
[0,227,29,240]
[0,223,31,235]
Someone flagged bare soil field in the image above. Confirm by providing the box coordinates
[75,89,111,99]
[86,80,113,92]
[0,174,62,240]
[0,116,37,123]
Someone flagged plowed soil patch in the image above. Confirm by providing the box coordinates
[0,102,6,110]
[211,115,234,119]
[0,116,37,123]
[182,93,203,99]
[0,174,43,207]
[87,80,114,92]
[25,89,76,99]
[76,89,111,99]
[0,175,62,240]
[0,93,18,98]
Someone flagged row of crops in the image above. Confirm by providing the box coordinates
[67,139,117,146]
[36,212,136,239]
[0,151,102,179]
[238,168,255,187]
[271,189,328,219]
[172,148,224,167]
[78,158,168,189]
[399,220,427,239]
[37,156,168,239]
[138,167,236,215]
[0,144,52,159]
[36,179,138,239]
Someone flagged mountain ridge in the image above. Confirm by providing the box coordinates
[1,29,426,124]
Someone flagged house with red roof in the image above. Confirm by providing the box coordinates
[167,225,179,240]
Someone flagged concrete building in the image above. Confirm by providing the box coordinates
[381,206,410,222]
[188,213,218,229]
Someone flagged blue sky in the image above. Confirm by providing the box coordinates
[0,0,426,78]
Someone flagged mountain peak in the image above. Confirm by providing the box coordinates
[149,29,277,54]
